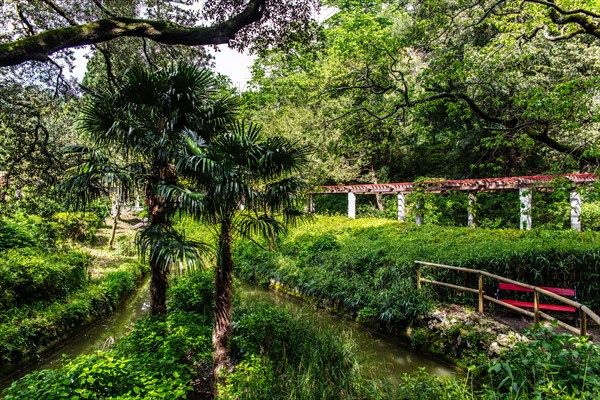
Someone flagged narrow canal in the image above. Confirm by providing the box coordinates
[1,279,457,391]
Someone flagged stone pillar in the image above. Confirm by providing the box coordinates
[467,192,476,228]
[570,191,582,231]
[415,201,423,226]
[348,192,356,219]
[308,193,315,213]
[519,187,532,230]
[397,193,406,222]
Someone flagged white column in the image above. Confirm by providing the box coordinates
[348,192,356,219]
[415,201,423,226]
[397,193,405,222]
[309,193,315,213]
[519,187,532,230]
[467,192,476,228]
[570,191,582,231]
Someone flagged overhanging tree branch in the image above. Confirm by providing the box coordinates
[0,0,266,67]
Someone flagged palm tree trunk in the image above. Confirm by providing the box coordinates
[150,255,169,315]
[145,178,169,316]
[213,220,234,386]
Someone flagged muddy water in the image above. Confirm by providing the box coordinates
[0,277,151,390]
[241,285,459,384]
[2,278,458,391]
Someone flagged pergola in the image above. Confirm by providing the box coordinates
[311,173,598,230]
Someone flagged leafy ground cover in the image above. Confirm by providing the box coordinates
[0,212,147,366]
[235,215,600,333]
[4,269,598,399]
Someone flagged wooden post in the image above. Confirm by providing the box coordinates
[348,192,356,219]
[397,193,406,222]
[416,264,421,290]
[309,193,315,213]
[580,310,587,336]
[533,290,540,324]
[478,273,484,314]
[519,187,532,230]
[570,191,582,231]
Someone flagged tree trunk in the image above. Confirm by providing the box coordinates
[150,256,169,315]
[108,196,122,249]
[213,220,234,388]
[144,171,171,316]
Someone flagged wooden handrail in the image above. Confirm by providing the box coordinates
[415,260,600,336]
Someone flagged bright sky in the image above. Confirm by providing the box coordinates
[70,6,335,89]
[71,45,255,89]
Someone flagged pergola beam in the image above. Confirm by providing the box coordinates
[312,174,596,230]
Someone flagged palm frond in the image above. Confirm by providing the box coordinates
[154,184,206,216]
[137,225,208,272]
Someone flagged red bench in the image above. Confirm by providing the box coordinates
[496,283,578,323]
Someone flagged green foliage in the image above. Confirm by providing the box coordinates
[0,213,58,251]
[52,211,104,242]
[236,216,600,332]
[227,300,385,399]
[218,354,275,400]
[0,261,147,364]
[486,326,600,399]
[0,248,89,308]
[168,270,215,316]
[580,201,600,231]
[395,368,475,400]
[2,312,208,399]
[114,234,136,256]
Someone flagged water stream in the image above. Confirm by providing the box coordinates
[1,279,458,391]
[241,285,458,384]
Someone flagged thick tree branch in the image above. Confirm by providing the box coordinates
[0,0,266,67]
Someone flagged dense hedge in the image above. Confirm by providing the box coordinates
[235,216,600,329]
[0,248,89,309]
[0,214,57,251]
[0,261,148,364]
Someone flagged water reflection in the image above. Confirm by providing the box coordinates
[241,285,459,384]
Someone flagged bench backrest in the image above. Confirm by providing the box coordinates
[498,283,575,297]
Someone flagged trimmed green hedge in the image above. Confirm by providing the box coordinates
[235,216,600,329]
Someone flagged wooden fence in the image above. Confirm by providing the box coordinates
[415,260,600,336]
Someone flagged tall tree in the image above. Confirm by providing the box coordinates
[62,62,236,314]
[179,122,309,385]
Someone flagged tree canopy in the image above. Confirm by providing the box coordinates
[0,0,319,67]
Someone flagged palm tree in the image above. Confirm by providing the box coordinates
[62,63,236,314]
[179,122,310,382]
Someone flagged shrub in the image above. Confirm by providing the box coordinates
[0,214,58,251]
[229,301,378,399]
[0,248,90,308]
[0,261,147,364]
[486,326,600,399]
[580,201,600,231]
[169,270,215,315]
[235,216,600,333]
[52,211,104,242]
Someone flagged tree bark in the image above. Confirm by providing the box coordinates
[212,220,234,388]
[0,0,266,67]
[144,169,171,316]
[108,194,122,249]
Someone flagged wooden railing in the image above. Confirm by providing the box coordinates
[415,261,600,336]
